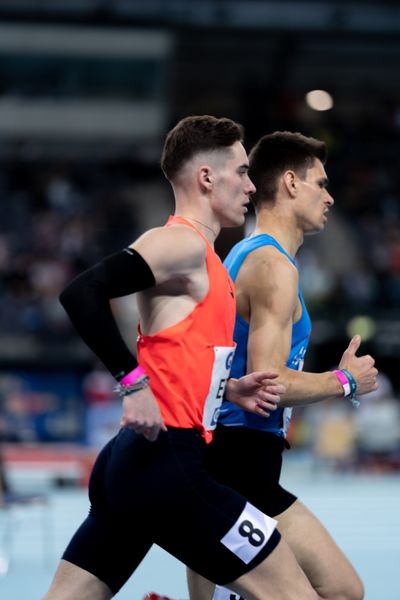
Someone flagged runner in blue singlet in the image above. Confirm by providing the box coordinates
[187,131,378,600]
[219,233,311,438]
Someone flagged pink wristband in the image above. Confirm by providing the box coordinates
[120,365,146,385]
[332,369,351,397]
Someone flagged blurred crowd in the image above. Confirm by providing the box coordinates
[0,160,144,338]
[1,128,400,343]
[298,144,400,315]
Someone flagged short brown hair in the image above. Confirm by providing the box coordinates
[161,115,244,181]
[249,131,327,206]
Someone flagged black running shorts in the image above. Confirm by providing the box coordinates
[62,427,281,594]
[206,424,297,518]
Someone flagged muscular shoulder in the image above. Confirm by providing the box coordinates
[131,224,207,282]
[242,245,298,293]
[237,244,298,319]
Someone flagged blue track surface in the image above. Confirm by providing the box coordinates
[1,455,399,600]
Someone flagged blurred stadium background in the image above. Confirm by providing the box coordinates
[0,1,399,598]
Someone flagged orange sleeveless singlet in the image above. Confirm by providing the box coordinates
[137,216,236,442]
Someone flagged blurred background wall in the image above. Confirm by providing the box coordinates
[0,0,399,474]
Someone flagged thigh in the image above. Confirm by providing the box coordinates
[276,500,363,599]
[143,428,282,586]
[159,492,282,587]
[61,431,155,594]
[62,511,152,595]
[229,535,319,600]
[86,426,281,589]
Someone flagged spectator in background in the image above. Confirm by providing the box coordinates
[310,398,357,472]
[355,373,400,471]
[83,364,121,449]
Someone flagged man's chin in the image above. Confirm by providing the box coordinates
[305,224,325,236]
[222,215,246,229]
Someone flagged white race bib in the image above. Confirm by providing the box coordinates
[282,407,293,437]
[220,501,277,564]
[203,346,236,430]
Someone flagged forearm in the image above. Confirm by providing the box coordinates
[61,281,136,380]
[278,367,343,407]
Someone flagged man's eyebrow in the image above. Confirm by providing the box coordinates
[238,164,250,171]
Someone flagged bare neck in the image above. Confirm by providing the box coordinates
[174,193,220,245]
[251,207,303,259]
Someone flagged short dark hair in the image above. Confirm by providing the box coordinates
[249,131,327,207]
[161,115,244,181]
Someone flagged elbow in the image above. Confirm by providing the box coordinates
[59,279,81,314]
[59,285,74,315]
[59,286,69,308]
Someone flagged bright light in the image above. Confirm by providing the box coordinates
[346,316,376,342]
[306,89,334,112]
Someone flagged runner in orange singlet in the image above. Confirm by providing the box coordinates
[137,215,237,442]
[43,116,322,600]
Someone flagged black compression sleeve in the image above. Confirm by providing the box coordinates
[60,248,155,380]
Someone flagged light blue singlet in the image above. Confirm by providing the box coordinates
[218,234,312,438]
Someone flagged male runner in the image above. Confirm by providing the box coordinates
[43,117,323,600]
[187,132,378,600]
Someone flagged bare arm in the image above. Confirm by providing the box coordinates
[244,247,378,407]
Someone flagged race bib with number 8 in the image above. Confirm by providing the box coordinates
[220,501,277,564]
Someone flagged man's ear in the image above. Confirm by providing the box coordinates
[198,166,213,192]
[282,170,298,198]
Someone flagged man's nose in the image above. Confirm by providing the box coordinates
[326,191,334,206]
[247,177,256,194]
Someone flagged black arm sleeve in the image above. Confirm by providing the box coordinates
[60,248,156,380]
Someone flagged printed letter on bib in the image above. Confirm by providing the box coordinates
[203,346,236,430]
